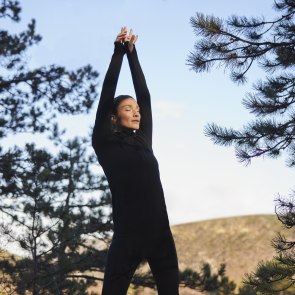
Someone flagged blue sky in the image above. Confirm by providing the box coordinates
[6,0,295,225]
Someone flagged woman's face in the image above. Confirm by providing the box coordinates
[112,98,141,129]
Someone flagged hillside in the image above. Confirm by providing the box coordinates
[172,214,287,284]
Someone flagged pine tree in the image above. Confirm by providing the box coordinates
[131,262,238,294]
[244,197,295,294]
[0,0,98,139]
[188,0,295,165]
[188,0,295,293]
[0,1,111,293]
[179,263,237,294]
[0,138,112,294]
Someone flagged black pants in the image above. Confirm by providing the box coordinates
[101,229,179,295]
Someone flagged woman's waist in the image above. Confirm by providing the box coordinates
[112,217,170,239]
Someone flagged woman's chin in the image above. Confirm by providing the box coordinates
[130,123,140,129]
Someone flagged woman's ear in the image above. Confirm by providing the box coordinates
[111,115,117,123]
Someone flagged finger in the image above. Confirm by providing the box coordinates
[130,34,138,44]
[117,33,127,40]
[128,29,133,40]
[132,35,138,44]
[118,32,127,37]
[116,32,127,43]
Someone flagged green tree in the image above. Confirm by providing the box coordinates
[0,0,98,139]
[131,263,238,294]
[237,284,257,295]
[245,197,295,294]
[179,263,237,294]
[0,137,112,294]
[188,0,295,293]
[188,0,295,165]
[0,1,112,293]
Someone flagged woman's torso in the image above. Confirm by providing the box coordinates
[96,129,170,237]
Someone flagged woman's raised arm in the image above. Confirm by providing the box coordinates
[126,31,153,147]
[92,28,127,152]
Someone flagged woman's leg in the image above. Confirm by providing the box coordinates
[102,236,142,295]
[146,229,179,295]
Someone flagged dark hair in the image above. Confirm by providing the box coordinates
[112,95,135,115]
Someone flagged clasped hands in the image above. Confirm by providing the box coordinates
[115,26,138,52]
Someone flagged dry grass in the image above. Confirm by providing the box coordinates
[0,248,19,295]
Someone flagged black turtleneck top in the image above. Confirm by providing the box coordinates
[92,42,170,237]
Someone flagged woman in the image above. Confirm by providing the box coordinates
[92,27,179,295]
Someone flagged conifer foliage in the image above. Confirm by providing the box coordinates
[245,197,295,294]
[0,1,111,294]
[189,0,295,165]
[0,0,99,139]
[0,138,112,294]
[189,0,295,293]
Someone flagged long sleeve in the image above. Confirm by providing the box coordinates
[92,42,125,152]
[127,45,152,146]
